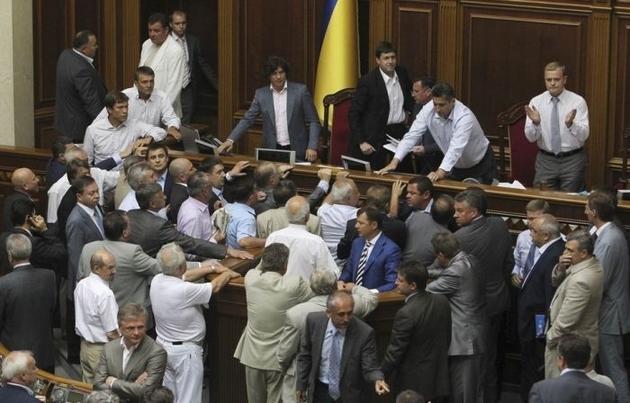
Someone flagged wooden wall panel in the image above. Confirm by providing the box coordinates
[392,1,439,79]
[610,9,630,158]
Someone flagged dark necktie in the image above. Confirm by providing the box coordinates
[522,244,536,280]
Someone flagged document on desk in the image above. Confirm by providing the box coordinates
[497,180,526,189]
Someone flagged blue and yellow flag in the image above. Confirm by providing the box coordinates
[313,0,359,124]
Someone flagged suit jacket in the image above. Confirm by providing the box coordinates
[167,183,189,223]
[548,257,603,354]
[1,191,31,232]
[381,291,451,398]
[126,209,227,258]
[0,384,39,403]
[0,264,57,370]
[517,238,564,342]
[93,336,167,402]
[227,81,321,161]
[56,186,77,243]
[66,205,104,296]
[297,312,383,403]
[594,223,630,335]
[54,48,107,140]
[234,268,313,371]
[427,251,487,356]
[339,233,401,292]
[185,33,218,92]
[455,216,513,316]
[256,207,321,238]
[348,66,413,150]
[337,215,406,260]
[529,371,616,403]
[402,211,448,267]
[0,227,66,277]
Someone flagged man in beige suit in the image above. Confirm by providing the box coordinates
[545,230,603,378]
[234,243,314,403]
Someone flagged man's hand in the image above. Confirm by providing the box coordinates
[318,168,332,182]
[167,127,182,141]
[565,109,577,128]
[134,372,148,385]
[227,248,254,259]
[134,143,148,158]
[28,214,47,232]
[375,380,390,395]
[217,139,234,154]
[339,282,355,291]
[336,170,350,180]
[556,253,572,272]
[392,180,406,198]
[359,142,375,155]
[278,164,294,178]
[524,105,541,125]
[305,148,318,162]
[511,273,523,288]
[376,159,399,175]
[105,376,117,388]
[412,145,426,156]
[427,168,447,182]
[228,160,250,178]
[296,390,306,402]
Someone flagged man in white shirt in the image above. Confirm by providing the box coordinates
[378,81,496,184]
[266,196,338,279]
[74,249,120,384]
[150,242,239,403]
[84,91,166,168]
[524,61,589,191]
[96,66,181,140]
[139,13,186,116]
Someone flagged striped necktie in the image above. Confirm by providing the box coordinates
[355,240,372,286]
[328,329,342,400]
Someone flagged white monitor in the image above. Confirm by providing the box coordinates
[341,155,371,172]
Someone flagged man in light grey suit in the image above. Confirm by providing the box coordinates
[277,269,378,403]
[585,191,630,401]
[217,56,321,162]
[94,304,167,402]
[234,243,314,403]
[427,232,487,403]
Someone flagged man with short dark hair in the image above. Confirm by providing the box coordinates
[349,41,413,170]
[379,82,496,184]
[382,261,451,400]
[530,334,616,403]
[410,76,443,174]
[55,30,108,141]
[224,175,266,250]
[46,136,74,187]
[146,142,173,200]
[139,13,186,116]
[218,56,321,162]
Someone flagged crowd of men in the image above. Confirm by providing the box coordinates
[0,7,624,403]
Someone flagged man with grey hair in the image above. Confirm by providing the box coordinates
[0,350,40,402]
[74,249,120,384]
[150,243,239,403]
[277,269,378,403]
[546,230,604,378]
[317,175,360,264]
[119,161,158,211]
[0,234,56,373]
[266,196,338,279]
[85,390,121,403]
[234,243,314,403]
[177,171,216,241]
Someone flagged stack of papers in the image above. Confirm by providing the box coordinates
[383,134,399,153]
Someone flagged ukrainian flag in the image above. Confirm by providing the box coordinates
[313,0,359,124]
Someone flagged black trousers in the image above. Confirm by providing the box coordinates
[450,144,497,185]
[520,338,545,402]
[314,381,341,403]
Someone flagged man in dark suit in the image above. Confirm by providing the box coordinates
[349,41,413,170]
[2,168,39,232]
[167,157,196,223]
[54,30,107,141]
[339,207,401,292]
[126,182,251,260]
[0,351,41,403]
[517,214,565,401]
[529,333,616,403]
[169,10,219,124]
[145,142,173,202]
[296,290,390,403]
[94,304,167,402]
[427,232,487,403]
[453,188,513,402]
[0,234,57,373]
[382,261,451,400]
[217,56,321,162]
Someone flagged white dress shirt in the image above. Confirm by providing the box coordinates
[395,99,489,172]
[512,229,533,277]
[271,82,290,146]
[47,168,119,223]
[265,224,339,279]
[524,89,589,153]
[150,273,213,343]
[170,32,190,88]
[139,35,185,113]
[118,190,139,212]
[96,86,180,129]
[121,338,138,373]
[177,196,215,242]
[317,203,358,262]
[380,69,406,125]
[74,273,119,343]
[84,118,166,167]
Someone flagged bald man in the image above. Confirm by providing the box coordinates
[2,168,40,232]
[167,158,196,223]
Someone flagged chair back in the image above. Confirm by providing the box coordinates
[320,88,355,166]
[497,101,538,187]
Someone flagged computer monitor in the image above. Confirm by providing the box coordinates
[341,155,371,172]
[255,148,296,164]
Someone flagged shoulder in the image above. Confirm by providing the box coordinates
[529,92,548,104]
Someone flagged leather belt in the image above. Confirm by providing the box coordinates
[539,147,583,158]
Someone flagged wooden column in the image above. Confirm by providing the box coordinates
[437,0,458,87]
[217,0,238,140]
